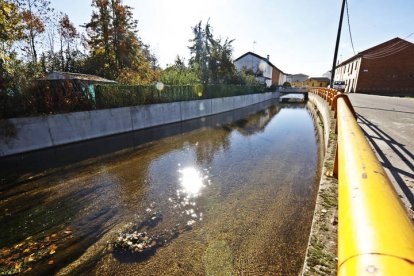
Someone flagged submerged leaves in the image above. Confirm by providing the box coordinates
[0,228,73,275]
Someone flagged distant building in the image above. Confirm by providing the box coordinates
[334,37,414,95]
[322,71,331,80]
[286,73,309,83]
[286,74,309,87]
[303,77,330,87]
[39,71,116,98]
[234,52,287,87]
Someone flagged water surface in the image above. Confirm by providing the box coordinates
[0,100,322,275]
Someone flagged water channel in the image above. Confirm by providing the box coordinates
[0,99,322,275]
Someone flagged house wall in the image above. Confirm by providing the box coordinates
[0,92,280,157]
[335,57,362,93]
[234,54,273,87]
[303,79,330,88]
[357,46,414,95]
[278,72,287,86]
[272,69,280,86]
[335,45,414,95]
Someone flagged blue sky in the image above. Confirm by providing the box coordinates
[50,0,414,76]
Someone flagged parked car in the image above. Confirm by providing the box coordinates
[333,81,346,92]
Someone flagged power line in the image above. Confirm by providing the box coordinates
[345,0,356,55]
[362,32,414,58]
[364,43,412,58]
[364,43,413,59]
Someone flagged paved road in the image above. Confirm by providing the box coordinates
[348,93,414,215]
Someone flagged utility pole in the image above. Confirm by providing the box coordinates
[330,0,346,87]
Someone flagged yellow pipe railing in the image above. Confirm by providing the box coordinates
[309,88,414,275]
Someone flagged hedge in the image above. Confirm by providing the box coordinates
[95,84,265,109]
[1,80,94,119]
[1,84,265,118]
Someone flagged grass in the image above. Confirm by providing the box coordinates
[307,237,336,271]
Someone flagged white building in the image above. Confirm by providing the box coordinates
[234,52,286,87]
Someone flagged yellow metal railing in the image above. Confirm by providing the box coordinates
[309,88,414,275]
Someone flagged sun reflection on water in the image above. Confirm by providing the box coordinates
[173,165,211,226]
[178,167,205,197]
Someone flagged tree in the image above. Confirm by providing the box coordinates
[188,21,207,83]
[17,0,52,63]
[188,20,237,84]
[84,0,158,84]
[0,0,24,91]
[58,13,80,71]
[161,56,199,85]
[84,0,112,77]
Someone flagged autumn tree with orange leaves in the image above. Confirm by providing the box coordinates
[58,14,80,72]
[84,0,159,84]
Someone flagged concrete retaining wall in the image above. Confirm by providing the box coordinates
[309,93,332,151]
[0,92,279,156]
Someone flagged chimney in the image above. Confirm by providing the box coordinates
[267,55,270,61]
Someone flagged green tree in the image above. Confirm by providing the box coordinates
[84,0,112,77]
[188,21,207,83]
[188,20,237,84]
[161,56,199,85]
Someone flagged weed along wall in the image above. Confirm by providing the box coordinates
[302,92,339,275]
[0,92,279,157]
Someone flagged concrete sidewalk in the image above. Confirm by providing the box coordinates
[348,93,414,216]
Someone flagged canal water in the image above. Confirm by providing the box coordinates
[0,100,322,275]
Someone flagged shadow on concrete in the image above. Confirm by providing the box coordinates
[357,114,414,209]
[353,105,414,115]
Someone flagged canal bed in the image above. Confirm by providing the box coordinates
[0,100,322,275]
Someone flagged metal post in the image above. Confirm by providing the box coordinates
[330,0,346,87]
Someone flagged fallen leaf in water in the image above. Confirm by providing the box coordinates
[14,242,25,249]
[48,260,54,265]
[23,248,31,253]
[14,262,21,270]
[51,234,57,238]
[64,230,72,235]
[28,255,35,262]
[0,248,11,256]
[25,236,32,240]
[49,244,58,255]
[24,267,32,272]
